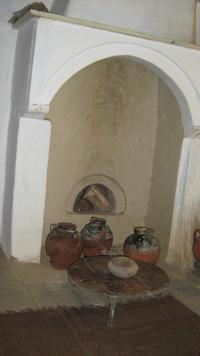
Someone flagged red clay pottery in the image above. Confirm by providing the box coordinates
[123,226,160,264]
[45,222,82,269]
[193,229,200,265]
[81,217,113,256]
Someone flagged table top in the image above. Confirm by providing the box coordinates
[68,255,169,299]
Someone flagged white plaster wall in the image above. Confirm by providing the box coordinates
[29,17,200,134]
[0,0,197,252]
[66,0,195,43]
[196,0,200,44]
[0,0,54,247]
[11,117,51,262]
[0,4,17,248]
[167,138,200,268]
[146,79,184,260]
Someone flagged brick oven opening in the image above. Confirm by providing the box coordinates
[73,183,115,214]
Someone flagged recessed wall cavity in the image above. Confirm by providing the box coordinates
[43,57,183,257]
[73,183,115,214]
[66,174,126,215]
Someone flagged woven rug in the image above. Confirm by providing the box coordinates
[0,296,200,356]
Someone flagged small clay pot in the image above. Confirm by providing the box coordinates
[123,226,160,264]
[81,217,113,256]
[45,222,82,269]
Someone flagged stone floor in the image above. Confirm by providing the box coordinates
[0,246,200,315]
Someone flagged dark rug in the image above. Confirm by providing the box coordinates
[0,296,200,356]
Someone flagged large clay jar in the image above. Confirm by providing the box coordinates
[123,226,160,264]
[81,217,113,256]
[45,222,82,269]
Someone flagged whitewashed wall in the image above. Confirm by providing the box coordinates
[196,0,200,45]
[66,0,195,43]
[0,0,196,246]
[0,0,54,246]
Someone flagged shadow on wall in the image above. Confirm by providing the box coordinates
[51,0,70,15]
[1,14,30,254]
[145,79,184,261]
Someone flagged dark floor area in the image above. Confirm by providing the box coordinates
[0,296,200,356]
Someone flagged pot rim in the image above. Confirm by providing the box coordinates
[134,226,154,234]
[53,222,77,232]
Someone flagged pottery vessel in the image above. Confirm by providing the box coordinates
[123,226,160,264]
[45,222,82,269]
[81,217,113,256]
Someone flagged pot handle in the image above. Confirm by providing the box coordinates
[50,223,57,232]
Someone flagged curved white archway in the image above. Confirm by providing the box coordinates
[10,15,200,268]
[41,43,200,137]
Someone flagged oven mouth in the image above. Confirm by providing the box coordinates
[66,174,126,216]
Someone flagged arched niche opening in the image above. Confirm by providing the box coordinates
[73,184,115,213]
[66,174,126,215]
[43,56,183,261]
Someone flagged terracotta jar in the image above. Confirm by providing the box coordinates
[45,222,82,269]
[123,226,160,264]
[81,217,113,256]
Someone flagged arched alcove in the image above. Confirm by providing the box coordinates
[43,57,183,259]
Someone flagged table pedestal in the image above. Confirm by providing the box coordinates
[107,296,118,327]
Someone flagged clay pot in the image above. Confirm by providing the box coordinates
[123,226,160,264]
[81,217,113,256]
[45,222,82,269]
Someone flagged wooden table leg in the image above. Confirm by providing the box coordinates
[107,296,118,327]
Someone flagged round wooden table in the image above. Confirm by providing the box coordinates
[68,255,169,327]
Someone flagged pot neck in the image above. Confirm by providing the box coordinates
[56,222,77,233]
[89,217,106,227]
[134,226,153,236]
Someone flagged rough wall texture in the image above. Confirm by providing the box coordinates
[43,58,183,257]
[146,79,183,260]
[44,58,159,245]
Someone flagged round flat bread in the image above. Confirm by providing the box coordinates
[108,256,138,278]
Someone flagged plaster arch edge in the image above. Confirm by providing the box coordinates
[36,42,200,138]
